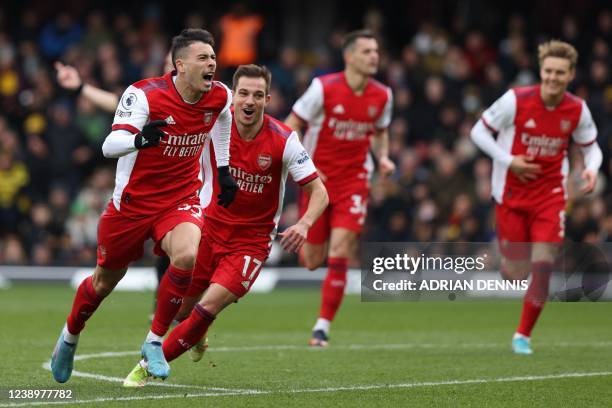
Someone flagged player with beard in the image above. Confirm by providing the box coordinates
[285,30,395,347]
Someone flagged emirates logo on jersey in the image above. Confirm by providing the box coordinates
[257,153,272,170]
[204,111,213,124]
[521,132,564,157]
[230,165,273,194]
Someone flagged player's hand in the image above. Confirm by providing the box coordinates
[134,120,168,149]
[54,61,82,90]
[378,156,396,178]
[509,155,541,183]
[580,169,597,194]
[217,166,238,207]
[278,221,310,253]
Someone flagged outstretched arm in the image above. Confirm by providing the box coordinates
[55,61,119,113]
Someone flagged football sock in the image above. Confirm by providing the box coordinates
[66,275,104,336]
[513,332,528,340]
[313,318,331,334]
[162,304,215,362]
[145,331,163,344]
[517,261,553,337]
[151,265,193,337]
[318,257,348,322]
[62,325,79,345]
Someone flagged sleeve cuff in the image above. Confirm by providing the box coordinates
[481,117,498,133]
[111,124,140,134]
[575,138,596,147]
[297,172,318,186]
[291,109,308,123]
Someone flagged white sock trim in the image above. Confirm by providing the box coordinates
[513,332,530,340]
[63,324,79,345]
[146,331,163,343]
[313,318,331,334]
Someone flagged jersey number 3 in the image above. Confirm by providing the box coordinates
[177,203,203,220]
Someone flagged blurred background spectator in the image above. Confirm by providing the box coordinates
[0,0,610,266]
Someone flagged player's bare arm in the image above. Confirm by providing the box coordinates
[279,178,328,253]
[55,61,119,113]
[285,110,329,182]
[371,128,396,177]
[579,142,603,194]
[284,112,305,133]
[284,113,306,137]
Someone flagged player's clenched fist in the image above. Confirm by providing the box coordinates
[134,120,168,149]
[216,166,238,207]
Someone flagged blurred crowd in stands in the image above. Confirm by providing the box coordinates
[0,1,610,265]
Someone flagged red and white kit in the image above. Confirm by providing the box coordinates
[188,114,318,297]
[481,84,597,247]
[98,71,232,269]
[292,72,392,242]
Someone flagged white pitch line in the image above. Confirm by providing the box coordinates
[74,352,137,362]
[37,340,612,393]
[40,362,258,394]
[70,339,612,362]
[0,390,260,408]
[3,371,612,407]
[28,340,612,407]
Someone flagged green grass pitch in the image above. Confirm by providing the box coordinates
[1,284,611,407]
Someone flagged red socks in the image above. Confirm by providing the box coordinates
[66,276,104,335]
[319,257,348,321]
[517,261,553,337]
[151,265,192,337]
[162,304,215,362]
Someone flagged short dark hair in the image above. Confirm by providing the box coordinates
[232,64,272,95]
[171,28,215,69]
[342,29,376,52]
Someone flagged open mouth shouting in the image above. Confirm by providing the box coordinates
[242,107,256,120]
[202,72,214,87]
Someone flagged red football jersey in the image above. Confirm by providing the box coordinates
[291,72,392,188]
[109,71,231,218]
[200,114,318,247]
[481,85,597,207]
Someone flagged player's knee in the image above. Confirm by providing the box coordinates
[531,243,558,264]
[501,260,530,281]
[171,249,197,270]
[303,251,325,270]
[329,241,350,259]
